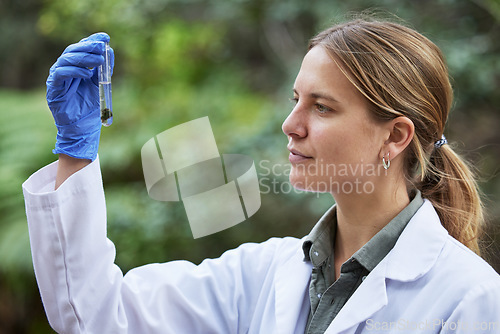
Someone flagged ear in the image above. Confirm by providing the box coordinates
[379,116,414,160]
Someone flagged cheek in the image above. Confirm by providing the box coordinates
[315,124,380,176]
[314,127,353,163]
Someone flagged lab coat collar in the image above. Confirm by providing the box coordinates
[325,199,449,333]
[384,199,448,281]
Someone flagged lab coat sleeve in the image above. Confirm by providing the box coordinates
[441,279,500,333]
[23,158,285,333]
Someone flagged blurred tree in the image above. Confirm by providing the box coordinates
[0,0,62,89]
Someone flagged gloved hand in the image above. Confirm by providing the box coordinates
[47,32,114,161]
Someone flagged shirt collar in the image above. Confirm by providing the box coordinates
[353,190,424,271]
[302,205,336,266]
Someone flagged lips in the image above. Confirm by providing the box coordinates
[288,147,312,163]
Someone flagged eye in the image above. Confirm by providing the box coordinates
[315,103,332,114]
[289,97,298,105]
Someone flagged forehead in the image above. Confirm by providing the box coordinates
[294,46,361,103]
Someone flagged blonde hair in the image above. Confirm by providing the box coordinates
[309,18,484,254]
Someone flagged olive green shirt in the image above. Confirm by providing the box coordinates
[302,191,424,334]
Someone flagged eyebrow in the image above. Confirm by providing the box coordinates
[293,89,340,104]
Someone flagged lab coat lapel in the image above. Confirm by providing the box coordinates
[274,244,312,334]
[324,260,389,334]
[324,200,447,334]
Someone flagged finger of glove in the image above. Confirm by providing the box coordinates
[48,66,93,85]
[55,52,104,69]
[78,32,110,44]
[46,66,97,102]
[47,67,93,102]
[82,33,114,78]
[63,40,105,56]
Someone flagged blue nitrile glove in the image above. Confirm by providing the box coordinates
[47,32,114,161]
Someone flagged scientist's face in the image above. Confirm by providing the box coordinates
[282,46,386,194]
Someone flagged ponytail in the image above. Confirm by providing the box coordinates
[418,145,484,255]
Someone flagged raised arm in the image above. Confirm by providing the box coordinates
[23,33,288,334]
[44,32,114,188]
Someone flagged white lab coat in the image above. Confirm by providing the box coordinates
[23,158,500,334]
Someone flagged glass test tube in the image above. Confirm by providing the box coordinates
[99,42,113,126]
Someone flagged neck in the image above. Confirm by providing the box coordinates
[332,177,410,262]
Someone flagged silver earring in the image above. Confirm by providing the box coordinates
[382,152,391,170]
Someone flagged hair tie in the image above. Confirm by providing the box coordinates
[434,134,447,148]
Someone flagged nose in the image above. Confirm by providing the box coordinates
[282,105,307,139]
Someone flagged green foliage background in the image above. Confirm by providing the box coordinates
[1,0,499,332]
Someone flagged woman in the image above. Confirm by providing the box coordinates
[23,18,500,333]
